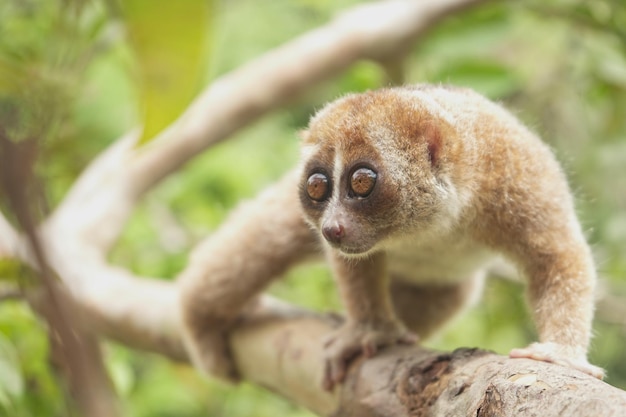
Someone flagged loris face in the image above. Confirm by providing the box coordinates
[298,89,455,256]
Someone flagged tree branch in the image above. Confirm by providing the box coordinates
[127,0,487,197]
[54,293,626,417]
[25,287,626,417]
[0,210,18,259]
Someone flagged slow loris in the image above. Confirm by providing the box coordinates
[179,84,604,390]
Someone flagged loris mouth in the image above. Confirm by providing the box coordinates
[321,232,376,256]
[336,243,375,257]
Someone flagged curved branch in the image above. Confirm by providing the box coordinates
[47,0,488,256]
[0,211,18,259]
[128,0,485,196]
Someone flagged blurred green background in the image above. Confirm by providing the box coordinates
[1,0,625,416]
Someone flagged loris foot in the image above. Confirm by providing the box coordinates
[509,342,605,379]
[182,330,241,383]
[322,320,417,391]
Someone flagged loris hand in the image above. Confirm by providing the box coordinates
[322,320,417,391]
[510,342,605,379]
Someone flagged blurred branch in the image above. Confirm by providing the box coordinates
[47,0,490,255]
[0,210,18,259]
[376,49,411,85]
[0,134,121,417]
[126,0,488,197]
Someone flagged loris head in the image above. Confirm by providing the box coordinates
[298,87,464,257]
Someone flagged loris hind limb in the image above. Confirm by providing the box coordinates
[178,171,318,381]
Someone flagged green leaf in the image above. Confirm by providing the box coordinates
[123,0,213,145]
[0,259,39,289]
[0,333,23,406]
[107,352,135,396]
[0,259,22,285]
[0,59,25,97]
[337,61,386,93]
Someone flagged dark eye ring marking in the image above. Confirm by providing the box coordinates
[350,167,377,198]
[306,172,330,202]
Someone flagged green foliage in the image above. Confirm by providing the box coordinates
[0,332,24,410]
[0,260,23,286]
[0,0,625,415]
[123,0,213,145]
[0,304,63,417]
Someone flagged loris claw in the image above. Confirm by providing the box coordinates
[510,342,605,379]
[323,320,417,391]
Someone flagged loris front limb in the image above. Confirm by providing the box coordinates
[322,251,416,390]
[502,227,602,378]
[482,194,603,377]
[469,114,604,379]
[178,170,318,381]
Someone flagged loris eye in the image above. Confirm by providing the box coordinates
[307,173,330,202]
[350,167,377,198]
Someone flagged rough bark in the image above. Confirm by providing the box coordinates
[217,307,626,417]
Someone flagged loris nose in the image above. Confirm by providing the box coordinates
[322,223,345,244]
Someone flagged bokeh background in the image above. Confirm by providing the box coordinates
[1,0,625,416]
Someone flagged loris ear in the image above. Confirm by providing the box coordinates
[422,121,444,167]
[298,129,318,160]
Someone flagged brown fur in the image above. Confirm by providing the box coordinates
[179,85,603,388]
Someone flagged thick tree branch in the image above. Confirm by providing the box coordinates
[23,285,626,417]
[43,293,626,417]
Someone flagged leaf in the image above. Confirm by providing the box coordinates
[122,0,213,145]
[0,259,22,285]
[0,333,23,406]
[0,59,26,97]
[338,61,385,93]
[0,258,39,290]
[107,352,135,396]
